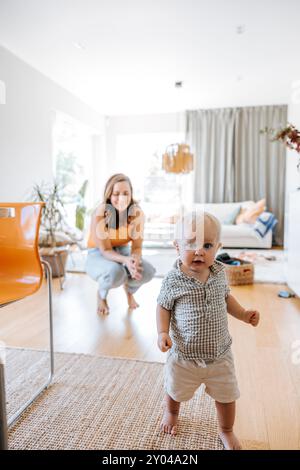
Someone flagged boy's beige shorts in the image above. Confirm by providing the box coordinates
[165,349,240,403]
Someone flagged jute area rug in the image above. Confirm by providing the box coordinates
[7,348,224,450]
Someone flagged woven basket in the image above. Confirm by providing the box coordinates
[222,258,254,285]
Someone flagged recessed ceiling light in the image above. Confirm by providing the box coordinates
[236,25,246,34]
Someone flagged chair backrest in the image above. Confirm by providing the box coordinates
[0,202,44,305]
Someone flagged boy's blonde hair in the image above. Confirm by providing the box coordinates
[174,211,221,244]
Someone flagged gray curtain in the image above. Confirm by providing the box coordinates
[186,105,287,245]
[186,108,237,203]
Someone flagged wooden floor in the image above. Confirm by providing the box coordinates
[1,272,300,449]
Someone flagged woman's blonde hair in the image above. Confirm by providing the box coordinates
[102,173,139,228]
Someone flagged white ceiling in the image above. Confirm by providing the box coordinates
[0,0,299,115]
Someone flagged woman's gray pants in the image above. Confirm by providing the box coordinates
[86,245,156,299]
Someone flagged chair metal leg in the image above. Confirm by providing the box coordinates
[0,363,8,450]
[7,260,54,428]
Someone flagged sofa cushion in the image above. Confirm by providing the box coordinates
[223,205,241,225]
[220,223,272,248]
[236,199,266,224]
[194,202,242,223]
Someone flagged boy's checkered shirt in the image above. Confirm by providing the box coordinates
[157,259,232,362]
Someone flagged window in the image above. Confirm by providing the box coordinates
[52,111,94,230]
[115,132,185,204]
[115,132,192,243]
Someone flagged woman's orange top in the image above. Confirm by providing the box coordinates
[87,225,132,248]
[87,206,144,249]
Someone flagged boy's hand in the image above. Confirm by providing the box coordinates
[243,310,260,327]
[158,333,172,352]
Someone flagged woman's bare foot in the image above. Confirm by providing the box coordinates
[97,297,109,315]
[219,430,242,450]
[127,293,139,309]
[160,411,178,435]
[124,286,139,309]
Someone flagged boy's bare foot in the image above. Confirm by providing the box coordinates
[160,394,180,436]
[219,430,242,450]
[97,298,109,315]
[215,401,241,450]
[160,411,178,435]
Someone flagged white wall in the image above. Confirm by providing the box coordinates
[286,106,300,194]
[284,83,300,293]
[284,89,300,247]
[0,45,105,202]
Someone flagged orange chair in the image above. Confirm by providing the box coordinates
[0,203,54,450]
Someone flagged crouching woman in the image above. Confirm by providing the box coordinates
[86,173,156,314]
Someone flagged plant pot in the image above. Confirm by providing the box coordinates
[39,247,69,278]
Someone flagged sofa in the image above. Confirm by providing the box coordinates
[143,201,273,249]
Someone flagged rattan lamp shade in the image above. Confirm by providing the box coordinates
[162,143,194,174]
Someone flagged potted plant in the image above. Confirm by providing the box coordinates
[32,181,75,278]
[75,179,89,232]
[260,123,300,170]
